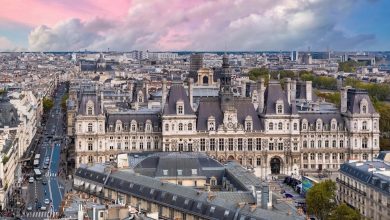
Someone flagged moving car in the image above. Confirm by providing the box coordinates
[40,206,47,211]
[27,205,33,211]
[44,198,50,205]
[28,177,34,183]
[42,179,47,185]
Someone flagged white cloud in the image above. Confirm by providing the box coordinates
[0,36,25,52]
[27,0,377,51]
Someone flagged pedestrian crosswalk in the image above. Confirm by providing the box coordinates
[45,172,57,177]
[25,211,59,218]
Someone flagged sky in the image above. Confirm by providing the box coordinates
[0,0,389,52]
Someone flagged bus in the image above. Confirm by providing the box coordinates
[34,169,42,180]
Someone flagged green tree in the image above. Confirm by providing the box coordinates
[315,91,341,107]
[338,60,361,72]
[329,203,361,220]
[306,180,337,220]
[61,93,69,111]
[43,97,54,112]
[248,67,269,81]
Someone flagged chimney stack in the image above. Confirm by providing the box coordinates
[285,78,291,104]
[241,81,246,98]
[144,81,149,101]
[291,79,296,102]
[305,81,312,101]
[257,78,266,114]
[188,78,194,110]
[340,86,351,113]
[162,78,167,110]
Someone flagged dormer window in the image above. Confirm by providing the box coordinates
[131,120,137,132]
[360,99,368,114]
[276,100,283,114]
[208,116,215,131]
[176,100,184,115]
[245,116,253,131]
[138,91,144,103]
[86,100,94,115]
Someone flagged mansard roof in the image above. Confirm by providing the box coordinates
[263,81,293,115]
[299,112,344,124]
[196,97,262,131]
[163,84,194,115]
[106,112,160,127]
[78,92,102,115]
[347,89,376,114]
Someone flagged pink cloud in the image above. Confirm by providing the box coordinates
[0,0,131,27]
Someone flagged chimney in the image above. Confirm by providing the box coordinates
[188,78,194,110]
[144,81,149,101]
[285,78,291,104]
[100,91,104,113]
[162,78,167,110]
[129,82,134,102]
[257,78,265,114]
[305,81,312,101]
[340,86,351,113]
[241,81,246,98]
[291,79,296,102]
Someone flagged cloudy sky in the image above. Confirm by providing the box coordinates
[0,0,389,52]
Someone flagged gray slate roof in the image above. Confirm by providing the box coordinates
[106,112,160,130]
[163,84,194,115]
[196,97,262,131]
[263,81,293,115]
[78,92,102,115]
[346,89,376,114]
[299,112,344,125]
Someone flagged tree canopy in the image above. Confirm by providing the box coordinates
[248,67,270,82]
[43,97,54,112]
[306,180,337,220]
[338,60,361,72]
[328,203,361,220]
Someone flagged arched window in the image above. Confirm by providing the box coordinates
[188,123,193,131]
[179,123,183,131]
[87,106,93,115]
[278,122,283,130]
[332,140,336,148]
[88,123,93,132]
[303,153,308,160]
[362,121,367,130]
[310,153,315,160]
[269,122,273,130]
[310,140,315,148]
[303,141,307,148]
[302,123,307,130]
[340,140,344,148]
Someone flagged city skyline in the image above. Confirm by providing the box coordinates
[0,0,389,52]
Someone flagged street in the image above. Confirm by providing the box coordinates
[22,83,69,219]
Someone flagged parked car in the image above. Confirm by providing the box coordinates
[42,179,47,185]
[29,177,34,183]
[40,205,47,211]
[27,205,33,211]
[44,198,50,205]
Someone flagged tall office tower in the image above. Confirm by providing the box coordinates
[291,51,299,61]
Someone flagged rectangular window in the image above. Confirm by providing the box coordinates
[228,138,233,151]
[88,143,93,151]
[238,138,243,151]
[117,143,121,150]
[278,143,283,151]
[200,138,206,151]
[124,142,129,150]
[178,143,183,151]
[147,142,151,150]
[269,143,274,151]
[219,139,224,151]
[154,141,159,150]
[139,142,143,150]
[256,138,261,151]
[210,139,215,151]
[248,138,253,151]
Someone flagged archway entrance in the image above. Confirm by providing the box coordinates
[227,155,235,161]
[270,157,281,174]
